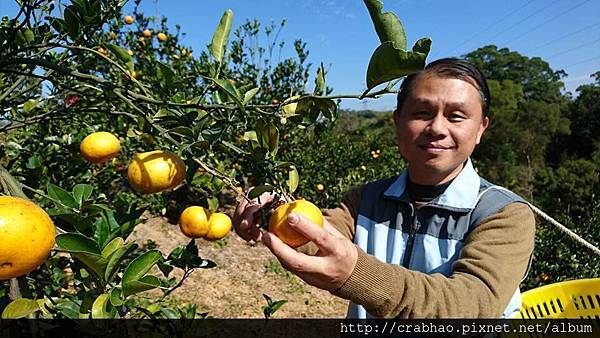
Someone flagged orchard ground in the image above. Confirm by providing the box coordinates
[132,213,347,318]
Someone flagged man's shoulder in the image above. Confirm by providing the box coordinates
[477,178,526,204]
[471,178,531,227]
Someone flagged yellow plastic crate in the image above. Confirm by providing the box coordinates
[520,278,600,319]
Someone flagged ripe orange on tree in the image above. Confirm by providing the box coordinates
[123,15,134,25]
[80,131,121,164]
[179,206,210,238]
[142,29,152,38]
[0,196,56,280]
[268,199,323,248]
[127,150,186,194]
[157,32,168,42]
[204,213,232,241]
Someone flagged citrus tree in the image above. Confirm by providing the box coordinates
[0,0,430,318]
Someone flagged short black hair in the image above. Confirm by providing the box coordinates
[395,58,491,117]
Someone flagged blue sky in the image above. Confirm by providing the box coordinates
[2,0,599,111]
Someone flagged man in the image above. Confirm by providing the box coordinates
[234,58,536,318]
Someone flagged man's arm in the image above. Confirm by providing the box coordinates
[331,202,536,318]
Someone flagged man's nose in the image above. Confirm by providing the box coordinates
[425,113,447,137]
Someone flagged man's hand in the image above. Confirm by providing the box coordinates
[233,192,278,243]
[261,212,358,292]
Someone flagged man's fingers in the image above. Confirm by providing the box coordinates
[323,219,346,239]
[287,213,334,253]
[262,232,312,273]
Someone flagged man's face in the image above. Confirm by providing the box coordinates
[394,74,489,185]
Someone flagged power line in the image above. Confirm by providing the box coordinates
[524,20,600,54]
[500,0,594,47]
[563,55,600,68]
[546,37,600,60]
[483,0,562,44]
[436,0,537,58]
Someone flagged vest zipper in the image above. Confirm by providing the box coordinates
[402,203,418,268]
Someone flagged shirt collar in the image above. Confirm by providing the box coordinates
[383,158,481,211]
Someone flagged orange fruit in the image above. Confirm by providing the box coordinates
[80,131,121,164]
[142,29,152,38]
[204,213,232,241]
[127,150,186,194]
[316,183,325,192]
[268,200,323,248]
[157,32,167,42]
[0,196,56,280]
[179,206,210,238]
[124,15,134,25]
[127,49,134,56]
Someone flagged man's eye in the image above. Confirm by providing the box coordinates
[449,114,465,121]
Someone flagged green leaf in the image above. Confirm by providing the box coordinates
[106,44,134,71]
[220,140,249,155]
[79,290,95,317]
[91,294,115,319]
[365,39,430,92]
[104,243,137,282]
[160,308,179,319]
[101,237,124,258]
[26,155,42,169]
[0,165,27,198]
[243,131,258,143]
[47,182,78,209]
[123,276,161,297]
[267,299,287,314]
[1,299,40,319]
[72,184,93,207]
[288,166,299,194]
[156,61,175,87]
[51,299,80,319]
[412,37,432,54]
[63,6,81,39]
[22,29,34,44]
[109,288,124,307]
[54,213,94,233]
[243,87,259,105]
[23,99,38,113]
[56,233,100,254]
[314,63,326,95]
[122,250,162,296]
[56,233,108,277]
[256,120,279,156]
[210,9,234,62]
[212,78,244,111]
[93,217,110,249]
[168,126,195,139]
[157,260,174,277]
[15,28,34,46]
[363,0,406,50]
[207,196,219,213]
[291,97,338,125]
[248,185,275,200]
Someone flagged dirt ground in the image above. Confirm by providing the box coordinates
[130,214,349,318]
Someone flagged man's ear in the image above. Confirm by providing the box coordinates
[393,109,401,127]
[476,116,489,144]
